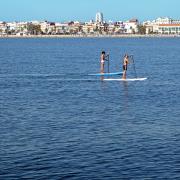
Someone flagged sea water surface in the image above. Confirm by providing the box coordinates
[0,37,180,179]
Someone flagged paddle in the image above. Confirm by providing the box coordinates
[107,53,110,73]
[130,55,137,78]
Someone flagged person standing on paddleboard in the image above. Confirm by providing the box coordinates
[122,54,129,79]
[100,51,109,73]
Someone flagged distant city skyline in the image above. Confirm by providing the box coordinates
[0,0,180,22]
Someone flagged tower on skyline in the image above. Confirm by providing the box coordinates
[95,12,103,23]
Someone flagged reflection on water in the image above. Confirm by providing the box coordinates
[122,81,129,97]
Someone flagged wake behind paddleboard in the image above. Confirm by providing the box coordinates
[89,72,123,76]
[103,78,147,81]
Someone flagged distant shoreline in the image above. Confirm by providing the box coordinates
[0,34,180,38]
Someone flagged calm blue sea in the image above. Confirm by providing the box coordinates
[0,37,180,179]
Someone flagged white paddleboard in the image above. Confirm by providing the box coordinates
[103,78,147,81]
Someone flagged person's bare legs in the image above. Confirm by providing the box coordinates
[100,63,104,73]
[122,70,126,79]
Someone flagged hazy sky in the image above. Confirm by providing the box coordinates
[0,0,179,22]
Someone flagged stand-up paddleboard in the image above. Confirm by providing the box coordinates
[103,77,147,81]
[89,72,123,76]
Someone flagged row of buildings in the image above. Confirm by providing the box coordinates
[0,13,180,36]
[144,17,180,34]
[0,20,139,36]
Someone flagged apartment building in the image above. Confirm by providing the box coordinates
[158,24,180,34]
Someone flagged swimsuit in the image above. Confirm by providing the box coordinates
[123,58,128,71]
[123,65,127,71]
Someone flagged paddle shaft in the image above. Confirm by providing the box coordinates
[107,54,110,73]
[130,55,137,78]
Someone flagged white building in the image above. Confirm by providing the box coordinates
[40,21,50,33]
[155,17,172,24]
[143,17,180,34]
[158,24,180,34]
[95,12,103,24]
[143,21,159,34]
[172,19,180,24]
[6,22,17,31]
[55,23,69,34]
[124,19,139,33]
[0,22,7,32]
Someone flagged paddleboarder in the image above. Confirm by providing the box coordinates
[100,51,109,73]
[122,54,129,79]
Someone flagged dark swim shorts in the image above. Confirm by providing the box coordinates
[123,65,127,71]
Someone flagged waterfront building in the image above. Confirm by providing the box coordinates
[155,17,172,24]
[0,22,7,28]
[30,20,40,25]
[55,23,70,34]
[16,22,28,31]
[48,22,56,34]
[40,21,56,34]
[116,22,126,34]
[95,12,103,24]
[144,22,159,34]
[124,19,139,33]
[0,22,7,34]
[0,21,30,35]
[172,19,180,24]
[40,21,50,34]
[158,24,180,34]
[67,21,82,34]
[144,17,180,34]
[7,22,17,31]
[82,24,94,34]
[82,21,97,34]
